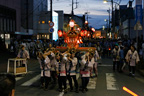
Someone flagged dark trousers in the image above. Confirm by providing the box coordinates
[129,65,136,74]
[58,76,67,89]
[119,60,124,72]
[51,71,56,83]
[41,76,51,89]
[82,77,89,89]
[113,61,120,71]
[67,75,78,90]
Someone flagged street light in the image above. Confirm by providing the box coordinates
[103,0,108,3]
[103,0,120,39]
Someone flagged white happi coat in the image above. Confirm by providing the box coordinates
[94,50,99,68]
[17,49,30,64]
[38,57,51,77]
[56,57,68,76]
[66,57,77,76]
[80,58,94,77]
[112,48,120,61]
[125,50,140,66]
[50,53,57,71]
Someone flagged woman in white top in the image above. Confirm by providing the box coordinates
[125,45,140,76]
[55,52,67,93]
[80,52,94,93]
[66,52,79,93]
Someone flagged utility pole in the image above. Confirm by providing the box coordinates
[71,0,79,17]
[50,0,52,22]
[111,0,114,38]
[72,0,74,16]
[26,0,29,33]
[50,0,52,40]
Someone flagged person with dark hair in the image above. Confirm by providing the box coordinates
[66,52,79,93]
[0,74,16,96]
[112,44,120,71]
[55,52,68,93]
[17,45,30,67]
[80,52,94,93]
[125,45,140,77]
[37,52,51,91]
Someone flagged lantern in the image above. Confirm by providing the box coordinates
[91,28,95,32]
[84,30,87,36]
[80,30,84,37]
[77,28,81,31]
[87,31,91,37]
[69,19,75,28]
[58,30,63,37]
[85,21,88,25]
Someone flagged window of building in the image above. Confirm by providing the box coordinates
[42,21,45,24]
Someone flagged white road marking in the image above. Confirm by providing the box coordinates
[106,73,119,90]
[87,78,97,89]
[135,77,144,83]
[16,77,23,81]
[58,92,64,96]
[21,74,40,86]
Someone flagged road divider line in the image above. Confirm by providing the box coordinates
[106,73,119,90]
[21,74,40,86]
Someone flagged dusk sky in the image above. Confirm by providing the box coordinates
[50,0,132,29]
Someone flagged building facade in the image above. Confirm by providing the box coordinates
[21,0,47,35]
[0,0,21,48]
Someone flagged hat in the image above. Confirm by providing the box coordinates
[115,43,119,46]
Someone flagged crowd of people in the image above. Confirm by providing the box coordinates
[3,38,142,94]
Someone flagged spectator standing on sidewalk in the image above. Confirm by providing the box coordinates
[0,74,16,96]
[125,45,140,77]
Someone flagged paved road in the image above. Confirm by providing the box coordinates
[6,57,144,96]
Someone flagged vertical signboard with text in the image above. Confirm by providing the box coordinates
[134,0,143,30]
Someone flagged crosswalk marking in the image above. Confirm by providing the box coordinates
[106,73,119,90]
[21,74,40,86]
[87,78,97,89]
[16,77,23,81]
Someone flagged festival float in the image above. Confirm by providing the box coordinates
[56,19,96,52]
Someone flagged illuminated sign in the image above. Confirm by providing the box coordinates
[52,11,58,41]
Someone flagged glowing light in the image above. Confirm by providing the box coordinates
[80,30,84,37]
[123,86,138,96]
[91,28,95,32]
[69,20,75,27]
[58,30,63,37]
[103,0,108,3]
[85,21,88,24]
[77,28,81,31]
[84,30,87,36]
[42,21,45,24]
